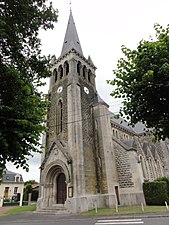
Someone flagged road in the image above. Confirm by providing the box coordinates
[0,213,169,225]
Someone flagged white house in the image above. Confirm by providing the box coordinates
[0,170,24,206]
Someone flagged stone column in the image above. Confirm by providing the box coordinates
[28,193,31,206]
[67,58,85,197]
[93,103,119,194]
[48,183,53,207]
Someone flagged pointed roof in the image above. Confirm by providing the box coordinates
[61,11,83,57]
[88,55,95,67]
[92,94,109,108]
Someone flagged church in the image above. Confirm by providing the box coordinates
[37,11,169,213]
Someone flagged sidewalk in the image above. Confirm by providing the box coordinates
[0,206,17,215]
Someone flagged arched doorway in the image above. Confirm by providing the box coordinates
[56,173,67,204]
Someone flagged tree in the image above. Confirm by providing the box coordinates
[24,180,39,201]
[108,24,169,141]
[0,0,58,177]
[24,184,32,201]
[24,180,38,186]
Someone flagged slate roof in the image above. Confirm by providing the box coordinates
[132,122,147,134]
[123,139,136,149]
[60,11,83,57]
[2,170,24,183]
[110,112,146,135]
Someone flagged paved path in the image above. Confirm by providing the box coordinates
[0,206,17,214]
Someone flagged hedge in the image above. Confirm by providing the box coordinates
[156,176,169,197]
[143,181,168,205]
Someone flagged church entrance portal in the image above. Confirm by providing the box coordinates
[56,173,67,204]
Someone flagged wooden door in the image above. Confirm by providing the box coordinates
[57,173,67,204]
[4,187,9,198]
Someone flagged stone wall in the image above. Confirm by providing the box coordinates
[114,142,134,188]
[79,78,97,194]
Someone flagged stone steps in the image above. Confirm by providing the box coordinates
[36,204,69,214]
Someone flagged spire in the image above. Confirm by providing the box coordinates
[61,11,83,57]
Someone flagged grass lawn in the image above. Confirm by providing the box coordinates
[81,205,169,216]
[0,205,36,216]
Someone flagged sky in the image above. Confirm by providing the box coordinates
[6,0,169,182]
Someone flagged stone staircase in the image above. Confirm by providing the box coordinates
[35,204,69,214]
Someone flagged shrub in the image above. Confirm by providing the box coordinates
[3,198,10,202]
[143,181,168,205]
[156,176,169,197]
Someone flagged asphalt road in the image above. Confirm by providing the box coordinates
[0,213,169,225]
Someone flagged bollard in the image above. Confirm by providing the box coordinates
[165,201,169,210]
[0,198,3,207]
[28,193,32,206]
[141,202,144,212]
[115,204,118,213]
[95,201,98,214]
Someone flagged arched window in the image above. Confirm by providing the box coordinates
[58,65,63,79]
[56,100,63,134]
[83,65,86,79]
[149,158,155,180]
[15,174,21,182]
[64,61,69,75]
[156,160,163,177]
[53,69,57,82]
[88,69,91,82]
[112,129,115,136]
[77,61,81,75]
[139,155,146,179]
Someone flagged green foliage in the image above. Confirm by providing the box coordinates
[3,198,11,203]
[156,176,169,197]
[81,206,167,216]
[24,181,39,201]
[24,180,38,186]
[24,180,39,201]
[31,189,39,201]
[108,24,169,141]
[24,184,32,201]
[0,0,58,176]
[143,181,168,205]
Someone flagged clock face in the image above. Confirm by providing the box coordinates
[84,87,89,94]
[57,86,63,94]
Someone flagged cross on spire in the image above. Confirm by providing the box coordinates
[69,0,72,12]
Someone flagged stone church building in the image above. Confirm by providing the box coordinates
[37,11,169,213]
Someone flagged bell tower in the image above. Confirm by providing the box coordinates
[38,11,102,213]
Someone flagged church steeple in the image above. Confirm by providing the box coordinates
[61,11,83,57]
